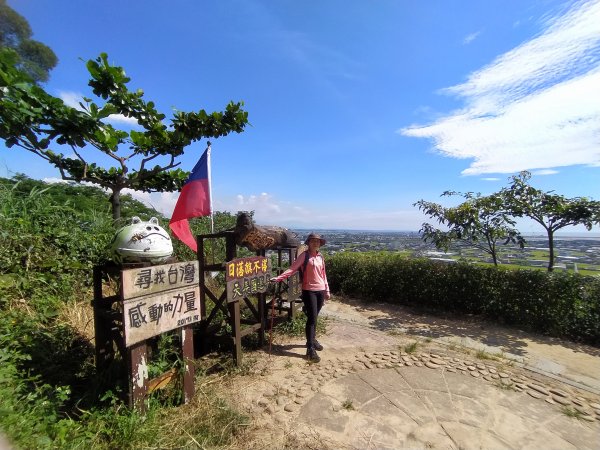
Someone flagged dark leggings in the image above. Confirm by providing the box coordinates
[302,290,324,348]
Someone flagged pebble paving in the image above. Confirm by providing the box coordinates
[254,350,600,419]
[245,347,600,449]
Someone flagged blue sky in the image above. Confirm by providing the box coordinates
[2,0,599,234]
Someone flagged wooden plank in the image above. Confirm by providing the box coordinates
[122,261,200,300]
[147,368,176,393]
[239,323,262,337]
[122,286,200,347]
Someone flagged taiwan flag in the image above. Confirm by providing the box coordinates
[169,147,212,252]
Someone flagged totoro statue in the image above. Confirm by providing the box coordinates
[111,216,173,264]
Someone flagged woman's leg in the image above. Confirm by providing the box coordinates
[303,290,324,348]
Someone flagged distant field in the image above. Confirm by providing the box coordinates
[317,230,600,275]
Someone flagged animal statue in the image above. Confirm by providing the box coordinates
[111,216,173,264]
[233,212,300,251]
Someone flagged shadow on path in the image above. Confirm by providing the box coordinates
[336,296,600,359]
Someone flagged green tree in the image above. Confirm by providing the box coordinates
[501,171,600,271]
[414,191,524,266]
[0,0,57,83]
[0,50,248,223]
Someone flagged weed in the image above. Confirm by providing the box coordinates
[386,329,403,336]
[275,313,327,338]
[561,406,585,420]
[494,380,516,391]
[404,342,419,354]
[475,349,494,360]
[342,399,355,410]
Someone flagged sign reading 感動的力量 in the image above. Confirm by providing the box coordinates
[121,261,200,347]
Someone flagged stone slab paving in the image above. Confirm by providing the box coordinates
[245,318,600,450]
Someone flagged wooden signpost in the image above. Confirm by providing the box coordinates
[120,260,200,409]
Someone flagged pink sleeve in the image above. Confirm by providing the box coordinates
[274,251,306,281]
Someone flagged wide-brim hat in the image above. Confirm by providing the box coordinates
[304,232,326,246]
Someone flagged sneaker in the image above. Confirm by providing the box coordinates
[306,348,321,363]
[313,340,323,351]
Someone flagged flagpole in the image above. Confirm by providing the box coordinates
[206,141,214,234]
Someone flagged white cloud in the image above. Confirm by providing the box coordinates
[59,91,140,126]
[481,177,501,181]
[462,31,481,45]
[531,169,559,175]
[401,0,600,176]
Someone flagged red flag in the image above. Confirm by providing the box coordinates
[169,148,211,252]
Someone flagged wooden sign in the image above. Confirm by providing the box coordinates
[123,285,200,347]
[122,261,199,300]
[225,256,271,302]
[121,261,201,347]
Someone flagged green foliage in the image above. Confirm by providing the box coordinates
[0,48,249,220]
[0,0,58,83]
[273,311,327,338]
[0,177,248,448]
[172,210,242,263]
[502,171,600,271]
[328,252,600,345]
[415,191,524,266]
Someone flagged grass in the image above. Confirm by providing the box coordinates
[493,380,516,391]
[404,342,419,354]
[341,399,355,410]
[274,312,328,338]
[474,349,495,360]
[561,406,586,420]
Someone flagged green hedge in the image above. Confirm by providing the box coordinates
[327,252,600,346]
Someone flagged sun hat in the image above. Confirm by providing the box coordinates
[304,232,326,246]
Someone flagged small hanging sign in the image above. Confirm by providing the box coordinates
[225,256,271,302]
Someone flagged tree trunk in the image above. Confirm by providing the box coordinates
[109,188,122,224]
[491,252,498,266]
[547,229,555,272]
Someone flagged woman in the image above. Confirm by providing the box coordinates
[270,232,330,362]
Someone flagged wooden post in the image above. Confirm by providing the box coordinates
[181,325,195,403]
[229,299,242,365]
[128,341,149,411]
[93,266,110,371]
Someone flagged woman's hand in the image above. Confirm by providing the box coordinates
[325,291,331,300]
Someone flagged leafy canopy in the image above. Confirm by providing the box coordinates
[0,0,57,83]
[0,50,249,221]
[501,171,600,271]
[415,191,524,266]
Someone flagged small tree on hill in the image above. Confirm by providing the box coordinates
[501,171,600,271]
[0,50,249,223]
[414,191,524,266]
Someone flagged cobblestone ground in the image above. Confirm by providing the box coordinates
[225,300,600,450]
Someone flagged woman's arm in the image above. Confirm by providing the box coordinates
[270,251,306,282]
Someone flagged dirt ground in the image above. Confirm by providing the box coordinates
[217,295,600,450]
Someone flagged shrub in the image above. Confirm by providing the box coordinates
[327,252,600,345]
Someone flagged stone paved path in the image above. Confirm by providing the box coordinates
[232,300,600,449]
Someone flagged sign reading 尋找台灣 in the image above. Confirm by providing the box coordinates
[225,256,271,302]
[121,261,200,347]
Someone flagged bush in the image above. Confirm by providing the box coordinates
[327,252,600,345]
